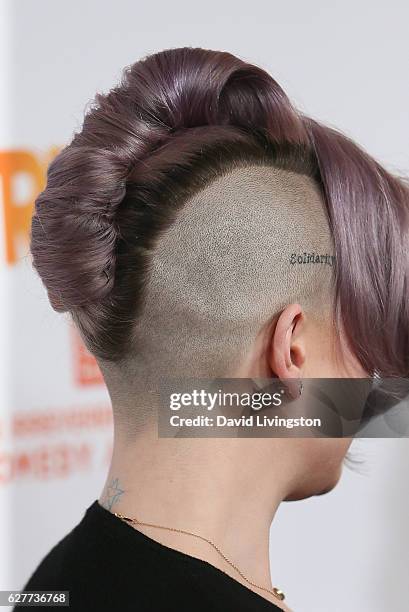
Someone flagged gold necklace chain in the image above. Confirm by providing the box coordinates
[114,511,285,603]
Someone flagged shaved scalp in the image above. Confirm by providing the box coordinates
[125,164,335,385]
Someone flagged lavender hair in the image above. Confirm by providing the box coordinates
[30,47,409,377]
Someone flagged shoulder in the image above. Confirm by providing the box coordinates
[19,501,281,612]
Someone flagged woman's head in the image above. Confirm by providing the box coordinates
[30,47,409,439]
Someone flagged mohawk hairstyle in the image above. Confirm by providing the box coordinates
[30,47,409,378]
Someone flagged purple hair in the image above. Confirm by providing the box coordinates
[30,47,409,376]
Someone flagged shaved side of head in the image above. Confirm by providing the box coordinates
[101,163,336,425]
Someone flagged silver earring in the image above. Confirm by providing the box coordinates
[299,381,303,396]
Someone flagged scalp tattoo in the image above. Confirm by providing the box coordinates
[290,253,336,266]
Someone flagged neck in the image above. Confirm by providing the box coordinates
[100,418,297,598]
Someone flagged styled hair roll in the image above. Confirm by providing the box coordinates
[30,47,409,377]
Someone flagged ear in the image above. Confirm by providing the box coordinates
[268,303,306,392]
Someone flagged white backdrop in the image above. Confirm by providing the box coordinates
[1,1,409,611]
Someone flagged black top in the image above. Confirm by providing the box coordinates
[19,500,282,611]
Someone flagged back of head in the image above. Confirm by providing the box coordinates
[30,47,409,408]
